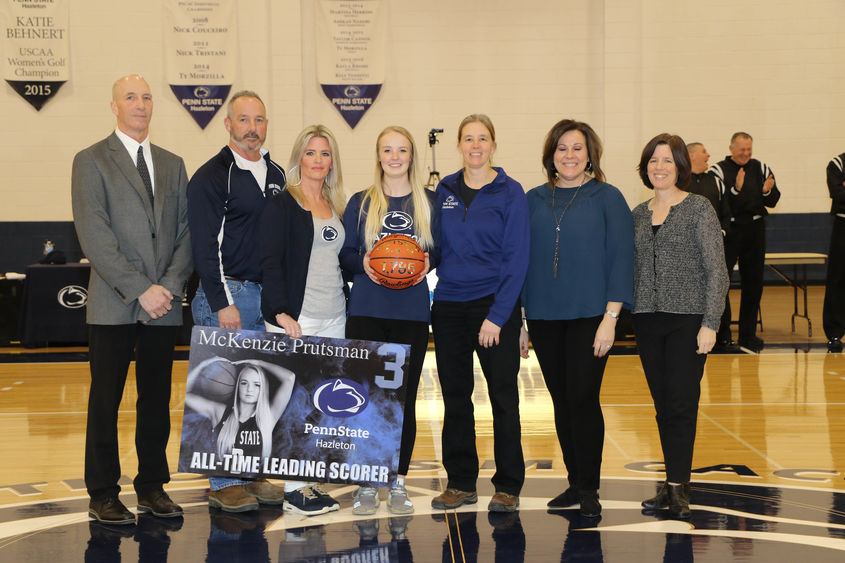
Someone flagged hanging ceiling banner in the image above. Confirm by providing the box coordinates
[164,0,237,129]
[316,0,386,129]
[0,0,69,111]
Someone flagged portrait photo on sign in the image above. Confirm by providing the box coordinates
[178,326,409,487]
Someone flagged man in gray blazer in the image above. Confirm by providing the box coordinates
[72,74,192,525]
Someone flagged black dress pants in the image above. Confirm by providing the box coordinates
[719,219,766,341]
[431,295,524,495]
[346,315,429,476]
[527,316,607,492]
[824,216,845,341]
[85,323,177,500]
[633,312,706,484]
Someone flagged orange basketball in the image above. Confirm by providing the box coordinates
[369,234,425,290]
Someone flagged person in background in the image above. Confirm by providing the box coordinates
[430,114,529,513]
[340,125,437,515]
[259,125,346,516]
[823,152,845,353]
[632,133,728,519]
[521,119,633,517]
[710,132,779,352]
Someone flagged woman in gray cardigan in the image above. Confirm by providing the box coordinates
[631,133,729,519]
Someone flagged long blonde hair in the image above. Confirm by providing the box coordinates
[285,125,346,217]
[217,365,274,459]
[357,126,433,250]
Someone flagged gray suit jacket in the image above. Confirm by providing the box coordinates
[71,132,192,326]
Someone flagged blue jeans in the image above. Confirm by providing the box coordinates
[192,280,264,491]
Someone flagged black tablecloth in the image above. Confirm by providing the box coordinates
[20,263,90,347]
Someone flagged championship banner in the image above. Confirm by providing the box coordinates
[316,0,386,129]
[178,326,408,486]
[0,0,69,111]
[164,0,236,129]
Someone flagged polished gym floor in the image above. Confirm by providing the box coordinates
[1,287,844,562]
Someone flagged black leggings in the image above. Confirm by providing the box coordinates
[345,315,429,476]
[633,312,707,483]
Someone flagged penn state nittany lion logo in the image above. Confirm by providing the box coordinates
[442,194,459,209]
[57,285,88,309]
[312,379,369,418]
[382,211,413,231]
[267,183,282,196]
[322,225,339,242]
[343,85,362,98]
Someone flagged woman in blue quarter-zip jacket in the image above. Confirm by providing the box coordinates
[429,114,530,514]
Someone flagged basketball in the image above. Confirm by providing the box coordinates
[368,234,425,290]
[195,359,238,402]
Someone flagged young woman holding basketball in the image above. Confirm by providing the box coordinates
[430,114,530,513]
[259,124,346,516]
[339,126,437,515]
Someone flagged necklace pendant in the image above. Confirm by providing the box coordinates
[555,225,560,232]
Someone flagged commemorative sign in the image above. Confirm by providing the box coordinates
[0,0,69,110]
[164,0,236,129]
[178,326,408,486]
[315,0,386,129]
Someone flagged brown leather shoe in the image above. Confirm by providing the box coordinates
[431,488,477,509]
[488,491,519,512]
[208,485,259,513]
[244,479,285,505]
[137,490,183,518]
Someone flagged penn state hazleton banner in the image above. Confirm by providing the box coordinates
[1,0,69,111]
[178,326,408,486]
[164,0,236,129]
[316,0,386,129]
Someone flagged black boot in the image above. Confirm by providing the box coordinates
[667,483,691,519]
[641,482,669,509]
[578,490,601,518]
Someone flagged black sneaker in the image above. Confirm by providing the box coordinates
[828,338,843,353]
[89,496,135,525]
[738,336,764,353]
[284,486,332,516]
[579,491,602,518]
[311,484,340,512]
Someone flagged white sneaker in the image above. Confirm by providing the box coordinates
[387,484,414,514]
[352,486,380,515]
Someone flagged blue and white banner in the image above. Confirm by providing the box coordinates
[0,0,69,111]
[316,0,386,129]
[164,0,236,129]
[178,326,408,486]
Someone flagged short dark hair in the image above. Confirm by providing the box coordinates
[638,133,691,190]
[541,119,605,186]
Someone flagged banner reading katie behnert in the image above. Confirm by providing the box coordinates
[1,0,68,111]
[178,327,408,486]
[316,0,386,129]
[164,0,236,129]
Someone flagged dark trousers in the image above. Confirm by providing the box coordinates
[824,216,845,341]
[85,323,177,500]
[346,315,429,476]
[527,316,607,492]
[719,219,765,341]
[633,313,706,484]
[431,296,524,495]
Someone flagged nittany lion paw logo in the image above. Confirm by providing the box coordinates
[383,211,413,231]
[322,225,339,242]
[57,285,87,309]
[312,379,368,418]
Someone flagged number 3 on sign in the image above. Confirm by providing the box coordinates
[375,343,405,389]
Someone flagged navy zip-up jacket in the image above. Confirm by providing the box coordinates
[434,167,529,327]
[187,146,286,312]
